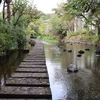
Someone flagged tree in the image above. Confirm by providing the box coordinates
[0,0,39,55]
[38,18,49,36]
[0,0,12,22]
[52,3,73,36]
[64,0,100,36]
[12,0,39,26]
[45,15,67,39]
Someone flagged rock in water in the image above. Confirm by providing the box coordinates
[67,64,78,73]
[95,50,100,54]
[78,50,85,54]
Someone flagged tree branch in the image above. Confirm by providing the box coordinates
[95,14,100,20]
[13,9,24,26]
[79,13,97,26]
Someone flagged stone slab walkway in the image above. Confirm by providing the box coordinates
[0,39,51,100]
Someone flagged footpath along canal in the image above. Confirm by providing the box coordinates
[0,39,51,100]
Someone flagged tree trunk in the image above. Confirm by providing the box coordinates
[7,2,11,22]
[3,1,5,22]
[95,26,99,36]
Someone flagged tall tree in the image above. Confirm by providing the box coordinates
[64,0,100,36]
[1,0,12,22]
[0,0,39,55]
[6,0,11,22]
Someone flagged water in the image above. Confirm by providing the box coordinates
[43,41,100,100]
[0,51,27,88]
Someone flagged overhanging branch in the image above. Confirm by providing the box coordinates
[77,13,97,26]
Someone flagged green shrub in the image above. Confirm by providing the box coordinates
[12,26,27,49]
[67,31,79,37]
[92,35,100,43]
[0,23,28,56]
[0,33,18,56]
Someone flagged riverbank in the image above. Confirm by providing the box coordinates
[63,35,100,47]
[62,40,98,46]
[37,36,58,43]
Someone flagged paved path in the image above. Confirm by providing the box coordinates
[0,39,51,100]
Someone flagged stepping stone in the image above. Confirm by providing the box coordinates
[0,87,51,98]
[6,78,49,86]
[11,73,48,78]
[20,62,45,65]
[23,60,45,62]
[15,68,47,73]
[19,65,46,68]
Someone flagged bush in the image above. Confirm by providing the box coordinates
[67,31,79,37]
[0,23,28,56]
[92,35,100,43]
[12,26,27,49]
[0,33,18,56]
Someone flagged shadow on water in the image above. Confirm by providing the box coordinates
[0,50,27,89]
[43,41,100,100]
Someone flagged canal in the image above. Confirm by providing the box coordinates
[0,41,100,100]
[43,41,100,100]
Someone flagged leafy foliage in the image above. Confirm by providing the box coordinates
[64,0,100,36]
[92,35,100,43]
[28,3,68,40]
[0,0,39,56]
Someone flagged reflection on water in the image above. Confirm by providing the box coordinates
[0,51,27,89]
[44,41,100,100]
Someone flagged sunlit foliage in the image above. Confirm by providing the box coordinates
[64,0,100,36]
[0,0,39,56]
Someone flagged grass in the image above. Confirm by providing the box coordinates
[37,35,58,43]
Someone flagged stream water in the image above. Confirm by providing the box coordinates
[0,51,27,87]
[43,41,100,100]
[0,41,100,100]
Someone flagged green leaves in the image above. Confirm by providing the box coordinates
[0,33,18,55]
[65,0,100,14]
[0,0,40,56]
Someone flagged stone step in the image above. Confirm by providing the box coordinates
[27,53,44,55]
[20,62,45,65]
[25,57,45,59]
[19,65,46,68]
[11,73,48,78]
[15,68,47,73]
[23,59,45,62]
[28,52,44,54]
[0,87,51,95]
[26,56,45,58]
[6,78,49,86]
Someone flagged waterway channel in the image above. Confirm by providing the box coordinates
[43,41,100,100]
[0,41,100,100]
